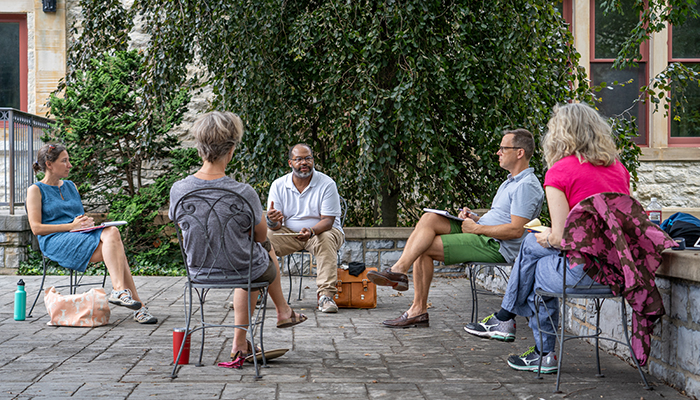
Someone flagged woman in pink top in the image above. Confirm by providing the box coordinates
[464,103,630,373]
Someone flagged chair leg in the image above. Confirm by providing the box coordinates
[286,256,293,304]
[249,305,261,378]
[69,270,76,295]
[100,263,108,288]
[172,284,194,378]
[197,288,206,367]
[594,299,604,377]
[554,295,565,393]
[297,253,304,301]
[535,293,544,380]
[255,287,270,369]
[619,299,652,390]
[468,265,479,323]
[249,287,269,379]
[27,256,49,318]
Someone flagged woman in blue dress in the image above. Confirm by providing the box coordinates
[26,143,157,324]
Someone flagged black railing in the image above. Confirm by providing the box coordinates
[0,108,51,215]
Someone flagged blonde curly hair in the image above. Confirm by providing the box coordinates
[542,103,618,168]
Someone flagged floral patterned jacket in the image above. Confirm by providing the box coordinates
[562,192,677,366]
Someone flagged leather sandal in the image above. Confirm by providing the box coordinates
[232,339,288,363]
[276,308,308,328]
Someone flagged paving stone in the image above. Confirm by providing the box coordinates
[0,275,687,400]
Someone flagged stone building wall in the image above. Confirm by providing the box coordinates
[0,212,33,269]
[636,162,700,209]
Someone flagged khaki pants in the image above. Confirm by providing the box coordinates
[268,226,344,297]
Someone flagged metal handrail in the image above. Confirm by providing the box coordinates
[0,108,51,215]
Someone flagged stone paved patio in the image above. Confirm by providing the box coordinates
[0,274,688,399]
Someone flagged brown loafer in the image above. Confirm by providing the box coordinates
[382,312,429,328]
[367,270,409,291]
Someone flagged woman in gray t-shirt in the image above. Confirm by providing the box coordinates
[169,111,307,363]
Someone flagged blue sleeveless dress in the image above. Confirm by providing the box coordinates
[35,181,103,272]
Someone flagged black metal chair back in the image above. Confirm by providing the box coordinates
[170,187,270,378]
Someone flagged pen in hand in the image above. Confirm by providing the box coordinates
[462,208,478,217]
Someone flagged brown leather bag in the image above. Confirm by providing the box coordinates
[334,267,377,309]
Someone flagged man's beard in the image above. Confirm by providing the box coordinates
[292,166,313,179]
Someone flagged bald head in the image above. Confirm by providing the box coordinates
[288,143,313,160]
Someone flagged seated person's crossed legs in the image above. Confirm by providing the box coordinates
[368,213,506,328]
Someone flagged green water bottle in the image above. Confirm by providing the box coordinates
[14,279,26,321]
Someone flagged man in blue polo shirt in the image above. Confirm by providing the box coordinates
[368,129,544,328]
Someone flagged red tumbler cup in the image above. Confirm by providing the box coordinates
[173,328,191,364]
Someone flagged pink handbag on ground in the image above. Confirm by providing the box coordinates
[44,286,111,327]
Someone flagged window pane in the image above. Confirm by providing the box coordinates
[595,0,638,59]
[590,62,647,144]
[0,22,20,109]
[671,64,700,137]
[554,1,563,15]
[672,3,700,59]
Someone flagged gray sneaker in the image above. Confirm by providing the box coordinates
[464,313,516,342]
[507,346,558,373]
[318,295,338,313]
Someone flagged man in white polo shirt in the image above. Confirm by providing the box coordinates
[266,144,345,313]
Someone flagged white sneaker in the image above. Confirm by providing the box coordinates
[318,295,338,313]
[133,306,158,324]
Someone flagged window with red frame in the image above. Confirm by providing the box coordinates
[0,15,28,111]
[668,2,700,144]
[590,0,648,146]
[554,1,572,26]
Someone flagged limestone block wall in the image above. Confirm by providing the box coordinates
[0,211,33,269]
[291,227,469,275]
[636,161,700,209]
[648,252,700,399]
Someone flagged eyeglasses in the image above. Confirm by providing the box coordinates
[498,146,522,152]
[290,156,314,163]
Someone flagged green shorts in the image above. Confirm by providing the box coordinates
[441,220,506,265]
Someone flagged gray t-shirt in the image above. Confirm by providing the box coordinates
[169,175,269,283]
[478,168,544,263]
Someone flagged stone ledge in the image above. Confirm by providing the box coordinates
[663,208,700,220]
[0,210,30,231]
[659,249,700,282]
[344,227,413,240]
[641,147,700,161]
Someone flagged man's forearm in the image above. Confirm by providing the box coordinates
[470,223,524,241]
[309,217,335,236]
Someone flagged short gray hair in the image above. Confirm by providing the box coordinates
[192,111,244,163]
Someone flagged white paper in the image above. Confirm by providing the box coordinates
[422,208,464,222]
[70,221,127,233]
